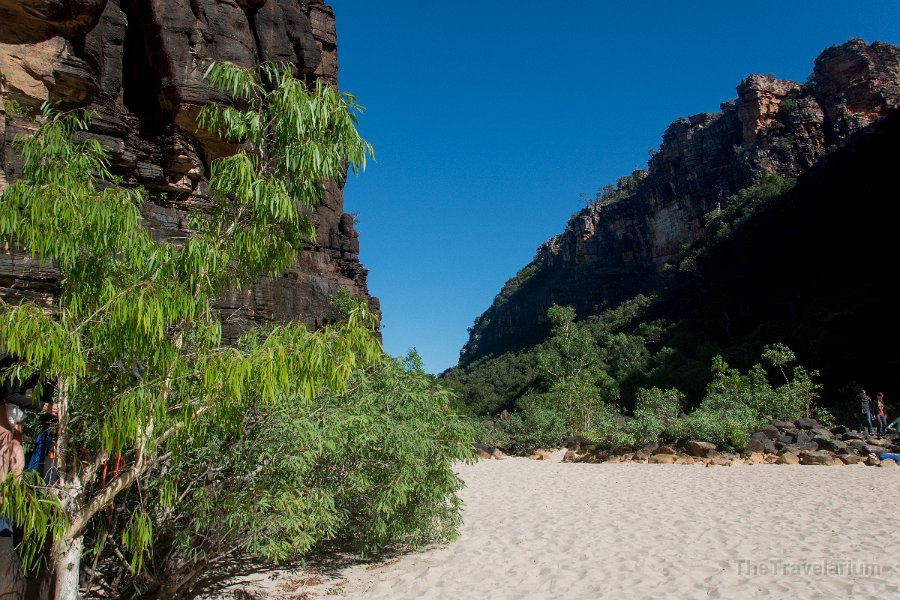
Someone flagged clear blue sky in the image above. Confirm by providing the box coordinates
[328,0,900,374]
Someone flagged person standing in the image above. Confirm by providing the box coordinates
[1,356,56,600]
[857,389,874,436]
[874,392,888,438]
[1,402,27,599]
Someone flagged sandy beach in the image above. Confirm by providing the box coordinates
[223,457,900,599]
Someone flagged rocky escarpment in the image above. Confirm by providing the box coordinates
[460,39,899,364]
[0,0,379,341]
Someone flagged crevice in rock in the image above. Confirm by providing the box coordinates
[120,0,165,138]
[241,5,266,65]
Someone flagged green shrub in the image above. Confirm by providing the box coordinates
[119,353,473,597]
[470,416,512,448]
[496,406,568,453]
[624,412,665,447]
[635,386,684,421]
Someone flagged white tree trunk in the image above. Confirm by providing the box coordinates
[51,375,83,600]
[53,535,83,600]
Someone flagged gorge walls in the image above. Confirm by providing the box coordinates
[0,0,379,341]
[460,39,900,365]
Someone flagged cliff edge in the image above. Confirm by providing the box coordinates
[460,39,899,365]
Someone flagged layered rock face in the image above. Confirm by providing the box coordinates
[0,0,379,341]
[461,39,899,363]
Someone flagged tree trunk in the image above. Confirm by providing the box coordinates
[51,375,83,600]
[52,535,83,600]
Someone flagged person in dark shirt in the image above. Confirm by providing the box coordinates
[1,354,57,418]
[857,389,874,436]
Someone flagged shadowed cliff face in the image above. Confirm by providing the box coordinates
[0,0,379,340]
[460,39,900,365]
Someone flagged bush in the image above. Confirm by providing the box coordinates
[110,352,474,597]
[495,406,568,454]
[470,416,512,449]
[635,387,684,421]
[624,412,665,447]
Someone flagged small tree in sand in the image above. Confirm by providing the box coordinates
[0,62,379,600]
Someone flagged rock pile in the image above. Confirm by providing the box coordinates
[567,419,900,467]
[475,419,900,467]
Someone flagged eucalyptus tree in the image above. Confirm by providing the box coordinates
[536,305,614,431]
[0,61,378,599]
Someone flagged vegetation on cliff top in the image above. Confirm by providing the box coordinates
[444,111,900,444]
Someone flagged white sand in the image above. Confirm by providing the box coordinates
[222,458,900,599]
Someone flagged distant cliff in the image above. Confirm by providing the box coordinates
[460,39,900,365]
[0,0,379,339]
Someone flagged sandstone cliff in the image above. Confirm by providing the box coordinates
[0,0,378,341]
[460,39,900,364]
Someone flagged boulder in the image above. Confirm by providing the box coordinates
[840,454,863,465]
[476,449,492,460]
[777,434,796,445]
[562,450,578,463]
[848,440,867,451]
[709,454,732,466]
[878,458,897,468]
[769,419,795,429]
[752,424,780,440]
[491,448,507,460]
[799,451,836,466]
[675,455,695,465]
[634,444,658,460]
[746,438,777,454]
[830,425,849,436]
[795,439,819,452]
[684,440,717,457]
[840,432,865,441]
[649,454,676,464]
[563,435,592,452]
[747,452,766,464]
[777,452,800,465]
[796,417,819,430]
[814,435,848,453]
[655,445,677,455]
[528,450,550,461]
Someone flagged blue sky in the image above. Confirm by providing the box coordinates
[327,0,900,374]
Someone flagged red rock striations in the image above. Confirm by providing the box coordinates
[0,0,379,341]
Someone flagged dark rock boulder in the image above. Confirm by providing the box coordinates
[796,418,819,430]
[746,438,777,454]
[752,424,780,440]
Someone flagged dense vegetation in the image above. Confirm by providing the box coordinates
[0,63,471,599]
[444,111,900,450]
[102,350,472,598]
